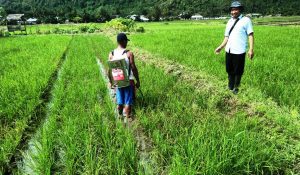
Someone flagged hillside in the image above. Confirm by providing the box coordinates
[0,0,300,22]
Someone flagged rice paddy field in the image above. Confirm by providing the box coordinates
[1,17,300,174]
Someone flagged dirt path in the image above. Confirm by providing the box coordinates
[96,57,158,174]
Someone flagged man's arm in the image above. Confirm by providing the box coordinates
[215,37,229,54]
[248,33,254,60]
[128,51,140,88]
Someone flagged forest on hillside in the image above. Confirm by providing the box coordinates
[0,0,300,23]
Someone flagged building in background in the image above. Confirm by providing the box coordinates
[6,14,26,33]
[140,15,149,22]
[26,18,38,25]
[191,14,203,20]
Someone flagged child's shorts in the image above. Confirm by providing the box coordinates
[116,81,134,105]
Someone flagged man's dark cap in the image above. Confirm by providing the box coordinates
[117,33,130,42]
[230,1,244,11]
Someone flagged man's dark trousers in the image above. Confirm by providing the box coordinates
[226,52,246,90]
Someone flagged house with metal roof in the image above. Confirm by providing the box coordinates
[6,14,26,33]
[191,14,203,20]
[27,18,38,25]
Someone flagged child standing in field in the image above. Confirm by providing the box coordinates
[108,33,140,123]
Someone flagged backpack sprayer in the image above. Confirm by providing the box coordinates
[108,58,131,88]
[108,58,144,107]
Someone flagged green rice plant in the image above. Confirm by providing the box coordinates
[137,61,299,174]
[105,18,136,32]
[18,36,138,174]
[25,23,104,35]
[0,35,71,172]
[253,16,300,25]
[90,34,300,174]
[131,23,300,109]
[79,25,89,33]
[1,23,299,174]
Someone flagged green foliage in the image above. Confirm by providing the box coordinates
[0,6,6,17]
[136,26,145,33]
[0,36,72,171]
[148,5,162,21]
[36,27,42,34]
[73,16,82,23]
[1,0,299,23]
[78,25,89,33]
[52,27,72,34]
[87,24,98,33]
[105,18,135,32]
[26,24,102,35]
[18,36,138,174]
[0,29,3,37]
[72,29,79,34]
[132,23,300,108]
[52,27,61,34]
[43,30,51,34]
[87,27,95,33]
[92,34,300,174]
[0,6,6,25]
[1,23,300,174]
[95,6,112,22]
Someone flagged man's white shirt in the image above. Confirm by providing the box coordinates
[225,15,254,54]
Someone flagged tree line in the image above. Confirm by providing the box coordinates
[0,0,299,23]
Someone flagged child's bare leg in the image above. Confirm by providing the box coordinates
[124,105,131,117]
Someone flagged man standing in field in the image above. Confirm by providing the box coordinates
[108,33,140,123]
[215,1,254,94]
